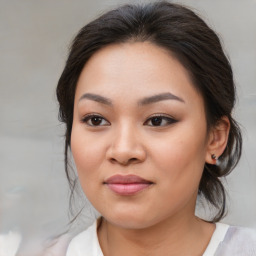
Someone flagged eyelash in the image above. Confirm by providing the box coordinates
[144,114,177,126]
[81,114,177,127]
[81,114,110,126]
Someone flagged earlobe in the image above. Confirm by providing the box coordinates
[205,116,230,165]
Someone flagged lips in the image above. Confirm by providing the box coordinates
[104,174,153,195]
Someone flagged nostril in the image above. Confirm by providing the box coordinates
[122,158,139,165]
[110,158,117,163]
[109,157,138,165]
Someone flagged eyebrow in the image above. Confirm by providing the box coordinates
[79,92,185,106]
[138,92,185,105]
[79,93,113,106]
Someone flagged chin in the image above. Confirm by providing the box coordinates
[102,211,161,230]
[109,219,153,230]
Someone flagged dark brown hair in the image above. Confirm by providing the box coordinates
[56,1,242,222]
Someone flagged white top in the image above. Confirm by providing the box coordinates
[66,221,256,255]
[203,222,229,256]
[0,231,21,256]
[67,221,103,256]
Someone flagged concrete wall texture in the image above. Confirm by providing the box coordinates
[1,0,256,250]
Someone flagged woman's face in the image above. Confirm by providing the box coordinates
[71,42,212,229]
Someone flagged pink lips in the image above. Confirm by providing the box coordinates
[104,175,153,196]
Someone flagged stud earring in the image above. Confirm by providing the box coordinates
[211,154,217,160]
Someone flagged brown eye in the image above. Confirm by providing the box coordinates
[82,115,110,126]
[151,117,163,126]
[91,116,103,126]
[144,115,177,127]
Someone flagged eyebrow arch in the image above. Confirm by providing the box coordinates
[138,92,185,105]
[79,93,113,106]
[79,92,185,106]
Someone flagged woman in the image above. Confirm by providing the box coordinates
[56,1,256,255]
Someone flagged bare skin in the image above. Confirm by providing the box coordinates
[71,42,230,255]
[98,204,215,256]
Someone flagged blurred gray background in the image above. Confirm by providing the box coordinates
[0,0,256,251]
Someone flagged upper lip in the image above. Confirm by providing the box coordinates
[104,174,153,184]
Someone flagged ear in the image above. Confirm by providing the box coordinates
[205,116,230,165]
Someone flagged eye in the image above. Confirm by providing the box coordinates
[81,114,110,126]
[144,115,177,127]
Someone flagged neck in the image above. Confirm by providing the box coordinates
[98,212,215,256]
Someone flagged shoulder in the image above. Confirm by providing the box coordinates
[215,225,256,255]
[66,221,103,256]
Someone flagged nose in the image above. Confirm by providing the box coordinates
[106,123,146,166]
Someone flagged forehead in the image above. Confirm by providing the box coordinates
[75,42,203,107]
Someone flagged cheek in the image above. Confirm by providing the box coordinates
[70,126,105,189]
[150,125,207,183]
[149,135,206,213]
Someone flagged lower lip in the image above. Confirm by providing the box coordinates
[106,183,152,195]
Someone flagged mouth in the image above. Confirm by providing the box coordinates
[104,174,153,196]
